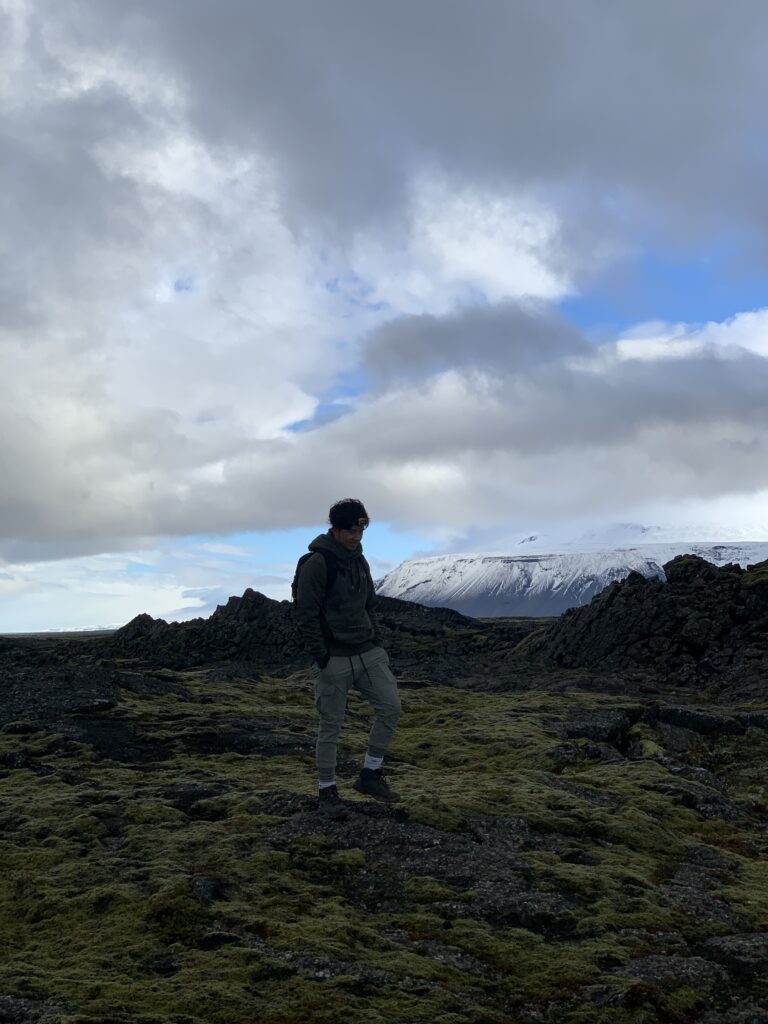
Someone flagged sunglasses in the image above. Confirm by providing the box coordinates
[342,518,369,534]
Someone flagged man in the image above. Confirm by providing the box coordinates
[294,498,401,820]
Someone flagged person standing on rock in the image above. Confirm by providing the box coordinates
[294,498,401,819]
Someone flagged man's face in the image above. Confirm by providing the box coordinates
[331,522,367,551]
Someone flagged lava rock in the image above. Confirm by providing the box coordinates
[528,555,768,685]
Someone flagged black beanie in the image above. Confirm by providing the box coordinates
[329,498,370,529]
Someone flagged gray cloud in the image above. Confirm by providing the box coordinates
[150,345,768,534]
[363,301,589,385]
[2,338,768,560]
[52,0,768,262]
[3,1,768,568]
[327,344,768,468]
[0,86,146,327]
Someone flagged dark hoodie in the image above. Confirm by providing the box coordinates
[294,531,381,664]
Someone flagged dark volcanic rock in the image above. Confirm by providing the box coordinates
[529,554,768,684]
[103,589,529,681]
[0,657,199,762]
[557,707,634,745]
[108,589,295,669]
[0,995,73,1023]
[270,805,577,935]
[609,952,730,998]
[0,665,120,721]
[701,933,768,979]
[699,1007,768,1024]
[653,705,746,736]
[659,845,749,931]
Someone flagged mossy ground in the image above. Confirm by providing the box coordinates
[1,665,767,1023]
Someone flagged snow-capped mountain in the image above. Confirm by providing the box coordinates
[376,542,768,617]
[496,521,768,552]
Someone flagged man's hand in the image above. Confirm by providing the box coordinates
[313,651,330,671]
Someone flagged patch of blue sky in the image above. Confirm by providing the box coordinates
[285,367,371,433]
[194,410,220,425]
[325,272,391,314]
[333,367,371,396]
[459,285,491,308]
[285,402,353,433]
[171,531,260,560]
[175,522,439,579]
[123,561,159,576]
[561,242,768,340]
[174,275,195,293]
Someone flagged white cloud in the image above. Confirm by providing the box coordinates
[581,309,768,368]
[1,9,586,563]
[348,176,572,317]
[3,0,768,627]
[200,542,250,557]
[696,308,768,357]
[0,552,209,631]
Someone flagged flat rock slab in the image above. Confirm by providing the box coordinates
[702,934,768,978]
[609,953,730,997]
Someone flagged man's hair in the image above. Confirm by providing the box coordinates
[329,498,369,530]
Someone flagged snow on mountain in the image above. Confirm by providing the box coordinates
[376,542,768,618]
[509,522,768,552]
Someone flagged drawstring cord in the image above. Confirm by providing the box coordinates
[349,653,374,688]
[351,653,378,707]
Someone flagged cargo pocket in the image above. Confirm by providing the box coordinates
[367,645,396,683]
[314,669,348,722]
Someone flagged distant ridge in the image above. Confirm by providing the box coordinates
[376,541,768,617]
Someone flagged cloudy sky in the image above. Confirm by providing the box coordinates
[3,0,768,630]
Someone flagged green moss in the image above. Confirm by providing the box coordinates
[512,627,550,653]
[721,858,768,924]
[664,984,708,1017]
[403,877,472,903]
[624,723,665,759]
[1,669,767,1023]
[327,847,366,869]
[145,883,208,945]
[486,931,608,998]
[743,564,768,586]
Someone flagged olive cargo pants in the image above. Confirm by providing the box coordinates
[312,646,401,784]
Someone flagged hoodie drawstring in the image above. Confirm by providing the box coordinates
[348,652,375,692]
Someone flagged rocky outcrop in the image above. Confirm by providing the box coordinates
[104,589,537,681]
[529,555,768,684]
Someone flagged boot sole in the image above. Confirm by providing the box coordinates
[352,783,401,803]
[319,806,350,820]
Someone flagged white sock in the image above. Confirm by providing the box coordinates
[363,753,384,771]
[319,779,337,789]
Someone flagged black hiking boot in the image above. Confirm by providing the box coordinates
[352,767,401,803]
[318,785,349,820]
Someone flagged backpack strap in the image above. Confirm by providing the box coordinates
[292,549,337,603]
[360,555,374,598]
[316,549,338,599]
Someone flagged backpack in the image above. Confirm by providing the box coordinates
[291,550,374,605]
[291,550,338,604]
